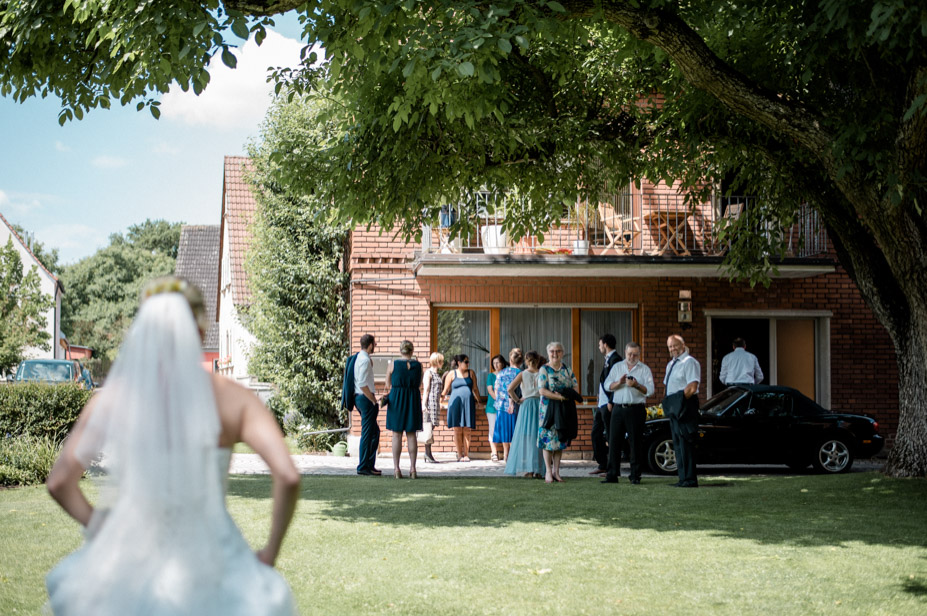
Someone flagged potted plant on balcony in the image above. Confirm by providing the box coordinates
[571,200,599,255]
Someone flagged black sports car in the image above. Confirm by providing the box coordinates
[642,385,884,474]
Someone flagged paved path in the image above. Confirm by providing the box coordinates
[230,453,884,478]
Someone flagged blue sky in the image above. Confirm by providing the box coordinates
[0,14,306,266]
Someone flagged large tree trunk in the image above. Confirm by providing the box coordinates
[890,325,927,476]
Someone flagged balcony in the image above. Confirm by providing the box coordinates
[416,191,834,279]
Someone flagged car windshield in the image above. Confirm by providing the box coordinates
[18,361,73,382]
[701,388,749,416]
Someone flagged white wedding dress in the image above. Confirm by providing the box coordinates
[45,294,296,615]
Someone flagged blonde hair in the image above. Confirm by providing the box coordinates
[140,276,209,335]
[429,352,444,368]
[508,348,524,364]
[400,340,414,355]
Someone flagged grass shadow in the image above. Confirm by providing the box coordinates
[227,472,927,551]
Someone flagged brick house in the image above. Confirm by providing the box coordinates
[347,181,898,457]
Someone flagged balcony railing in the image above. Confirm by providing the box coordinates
[421,192,828,259]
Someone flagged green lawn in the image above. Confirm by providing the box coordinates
[2,472,926,615]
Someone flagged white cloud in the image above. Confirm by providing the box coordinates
[91,155,128,169]
[0,189,53,216]
[160,30,304,131]
[55,141,71,152]
[151,140,181,156]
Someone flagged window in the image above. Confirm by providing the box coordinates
[499,308,572,365]
[579,311,633,397]
[436,309,491,395]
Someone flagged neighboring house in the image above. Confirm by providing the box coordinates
[175,224,221,371]
[348,179,899,456]
[216,156,261,387]
[0,211,64,364]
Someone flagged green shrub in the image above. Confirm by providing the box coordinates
[0,383,90,441]
[295,420,343,453]
[0,435,61,486]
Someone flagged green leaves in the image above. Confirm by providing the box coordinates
[221,48,238,69]
[457,61,475,77]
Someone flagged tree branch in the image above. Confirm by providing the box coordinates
[221,0,305,17]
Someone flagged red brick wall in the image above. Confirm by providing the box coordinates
[348,227,899,454]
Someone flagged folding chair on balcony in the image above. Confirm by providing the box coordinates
[708,201,744,255]
[597,202,641,254]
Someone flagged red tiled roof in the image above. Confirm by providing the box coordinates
[0,210,59,286]
[219,156,257,307]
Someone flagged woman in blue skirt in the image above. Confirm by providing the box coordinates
[504,351,546,478]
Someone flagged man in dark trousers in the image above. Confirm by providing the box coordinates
[354,334,382,476]
[662,334,701,488]
[590,334,622,475]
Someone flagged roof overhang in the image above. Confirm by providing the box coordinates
[413,255,836,279]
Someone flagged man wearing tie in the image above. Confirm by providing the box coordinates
[662,335,701,488]
[590,334,622,475]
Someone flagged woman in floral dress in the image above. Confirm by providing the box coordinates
[492,348,523,462]
[537,341,579,483]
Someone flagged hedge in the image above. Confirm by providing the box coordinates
[0,383,91,442]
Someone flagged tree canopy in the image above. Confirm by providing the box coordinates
[3,1,926,475]
[0,237,53,374]
[60,220,182,360]
[246,98,350,426]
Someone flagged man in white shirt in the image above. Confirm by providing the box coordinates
[591,334,622,475]
[663,335,701,488]
[354,333,382,476]
[602,342,654,484]
[719,338,764,385]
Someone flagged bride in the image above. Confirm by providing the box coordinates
[45,277,301,615]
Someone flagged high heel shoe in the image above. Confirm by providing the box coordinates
[409,470,418,479]
[394,469,403,479]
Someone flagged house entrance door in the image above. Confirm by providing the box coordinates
[710,318,770,394]
[775,319,816,400]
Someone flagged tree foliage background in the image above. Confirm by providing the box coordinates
[0,238,53,374]
[245,98,350,427]
[2,0,926,475]
[60,220,182,361]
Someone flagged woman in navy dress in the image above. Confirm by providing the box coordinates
[385,340,423,479]
[441,354,482,462]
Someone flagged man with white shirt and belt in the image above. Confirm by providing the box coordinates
[354,333,382,476]
[719,337,764,385]
[663,335,701,488]
[601,342,654,484]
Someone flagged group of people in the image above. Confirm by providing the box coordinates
[350,335,584,484]
[351,330,724,490]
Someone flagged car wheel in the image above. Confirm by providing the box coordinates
[647,438,676,475]
[810,437,854,474]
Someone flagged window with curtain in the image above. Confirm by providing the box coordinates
[499,308,572,366]
[436,309,491,395]
[580,311,634,397]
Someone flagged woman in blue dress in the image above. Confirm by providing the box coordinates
[492,348,523,461]
[385,340,423,479]
[504,351,546,478]
[441,354,482,462]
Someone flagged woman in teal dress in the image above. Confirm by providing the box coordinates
[485,355,506,462]
[537,341,579,483]
[504,351,545,478]
[385,340,423,479]
[441,354,482,462]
